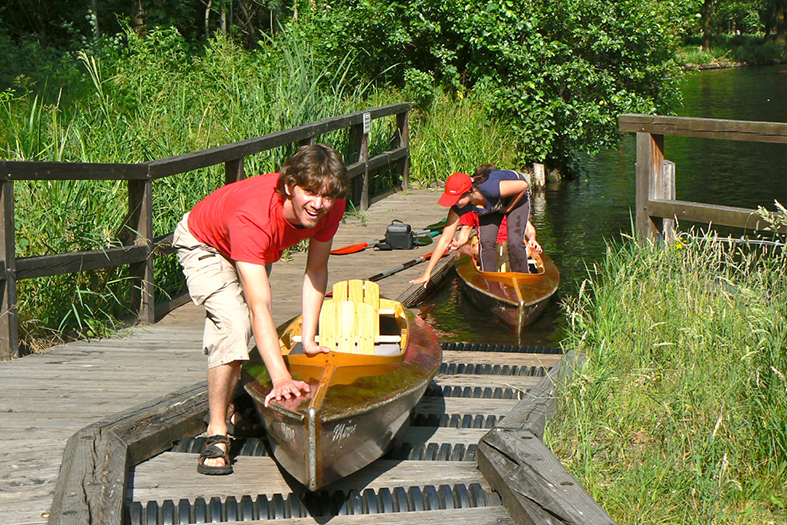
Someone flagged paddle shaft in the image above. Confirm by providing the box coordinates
[367,249,449,282]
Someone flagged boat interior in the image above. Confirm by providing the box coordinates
[284,280,408,358]
[469,237,544,275]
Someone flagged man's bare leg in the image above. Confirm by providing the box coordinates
[204,360,241,468]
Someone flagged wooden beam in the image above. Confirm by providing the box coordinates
[148,103,412,179]
[648,199,787,234]
[127,179,155,324]
[619,114,787,144]
[0,180,17,359]
[0,161,149,181]
[48,382,209,525]
[477,351,616,524]
[15,245,148,280]
[635,132,664,242]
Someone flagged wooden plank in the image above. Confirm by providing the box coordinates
[432,375,541,392]
[148,104,410,179]
[213,507,515,525]
[47,382,211,524]
[478,429,615,525]
[414,397,519,415]
[494,351,585,437]
[346,147,408,180]
[635,132,664,242]
[476,351,616,525]
[126,178,155,324]
[396,252,457,308]
[619,114,787,143]
[0,161,150,181]
[129,453,492,504]
[441,351,562,368]
[0,180,17,359]
[16,245,148,280]
[648,199,787,234]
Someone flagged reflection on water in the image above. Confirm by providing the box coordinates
[422,65,787,347]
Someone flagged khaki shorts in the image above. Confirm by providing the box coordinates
[173,213,259,369]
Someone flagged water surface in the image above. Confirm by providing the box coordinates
[423,65,787,347]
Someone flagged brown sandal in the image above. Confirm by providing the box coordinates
[197,435,233,475]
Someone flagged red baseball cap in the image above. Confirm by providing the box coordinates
[437,173,472,207]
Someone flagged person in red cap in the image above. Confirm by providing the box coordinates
[410,164,531,287]
[453,212,541,258]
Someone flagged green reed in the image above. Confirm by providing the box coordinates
[1,27,519,350]
[548,233,787,523]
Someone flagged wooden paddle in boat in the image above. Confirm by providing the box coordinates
[242,279,442,491]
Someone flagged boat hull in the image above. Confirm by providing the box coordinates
[243,307,441,491]
[455,243,560,333]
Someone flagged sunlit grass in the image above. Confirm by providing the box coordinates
[547,232,787,523]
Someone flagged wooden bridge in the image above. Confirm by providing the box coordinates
[0,188,608,525]
[14,108,784,525]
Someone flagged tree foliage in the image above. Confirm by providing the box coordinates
[297,0,680,167]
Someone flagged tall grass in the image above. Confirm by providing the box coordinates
[0,26,520,351]
[548,232,787,523]
[409,91,518,186]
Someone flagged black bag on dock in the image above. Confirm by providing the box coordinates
[383,219,414,250]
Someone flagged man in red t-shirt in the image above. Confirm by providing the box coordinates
[172,144,348,476]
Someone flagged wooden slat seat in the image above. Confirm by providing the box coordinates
[319,280,383,354]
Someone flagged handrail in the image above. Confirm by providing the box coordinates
[0,103,412,359]
[619,113,787,242]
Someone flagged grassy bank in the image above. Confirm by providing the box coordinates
[547,228,787,523]
[678,34,787,69]
[0,29,517,350]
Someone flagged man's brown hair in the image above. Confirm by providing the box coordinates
[277,143,348,199]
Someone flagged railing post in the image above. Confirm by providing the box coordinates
[224,158,245,185]
[127,176,154,324]
[659,160,676,244]
[395,108,410,190]
[350,119,370,210]
[0,180,18,359]
[635,131,664,242]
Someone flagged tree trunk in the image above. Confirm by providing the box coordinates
[90,0,100,38]
[130,0,146,33]
[701,0,714,50]
[776,0,787,44]
[205,0,213,36]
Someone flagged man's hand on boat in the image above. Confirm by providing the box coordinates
[302,341,331,356]
[264,377,312,407]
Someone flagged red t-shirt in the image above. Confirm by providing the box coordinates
[188,173,346,265]
[459,211,508,242]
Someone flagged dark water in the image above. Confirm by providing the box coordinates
[422,65,787,347]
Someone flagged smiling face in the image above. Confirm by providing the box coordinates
[282,180,337,228]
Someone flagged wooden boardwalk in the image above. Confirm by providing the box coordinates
[0,188,450,525]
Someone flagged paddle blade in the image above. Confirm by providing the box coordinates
[330,242,370,255]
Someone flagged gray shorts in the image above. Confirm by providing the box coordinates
[172,213,270,369]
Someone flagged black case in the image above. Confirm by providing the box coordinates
[384,219,414,249]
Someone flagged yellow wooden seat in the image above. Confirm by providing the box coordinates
[319,280,380,354]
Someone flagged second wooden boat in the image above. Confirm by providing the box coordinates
[242,279,442,491]
[455,238,560,333]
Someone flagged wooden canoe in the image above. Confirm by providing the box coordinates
[242,280,442,491]
[454,239,560,333]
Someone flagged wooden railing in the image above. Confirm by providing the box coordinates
[0,103,411,360]
[619,114,787,242]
